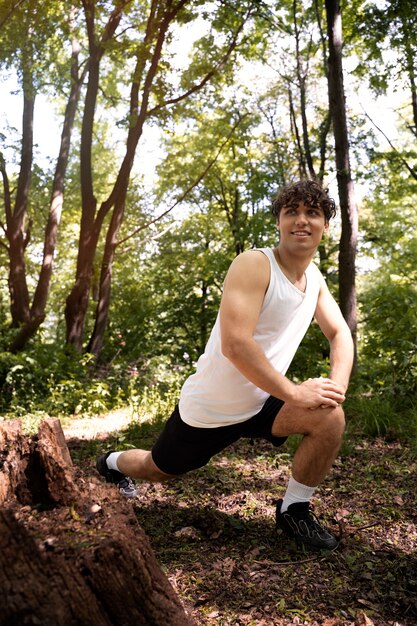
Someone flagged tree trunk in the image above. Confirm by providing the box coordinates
[398,7,417,135]
[87,199,126,356]
[66,0,172,353]
[0,418,195,626]
[10,31,85,353]
[64,223,102,350]
[314,0,331,181]
[6,69,34,327]
[325,0,358,367]
[292,0,316,179]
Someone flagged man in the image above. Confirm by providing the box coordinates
[96,179,354,551]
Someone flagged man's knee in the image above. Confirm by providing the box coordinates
[144,451,175,482]
[313,405,345,440]
[272,403,345,439]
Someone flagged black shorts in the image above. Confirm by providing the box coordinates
[151,395,287,475]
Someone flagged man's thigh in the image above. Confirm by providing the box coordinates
[151,405,242,475]
[271,403,345,438]
[240,395,287,447]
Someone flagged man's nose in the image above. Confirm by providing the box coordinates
[295,212,308,224]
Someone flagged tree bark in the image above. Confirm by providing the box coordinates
[0,417,79,507]
[0,419,31,504]
[6,67,34,327]
[0,508,111,626]
[325,0,358,366]
[0,418,195,626]
[87,197,125,356]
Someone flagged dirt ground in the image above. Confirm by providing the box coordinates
[63,411,417,626]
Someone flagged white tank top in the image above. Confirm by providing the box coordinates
[179,248,322,427]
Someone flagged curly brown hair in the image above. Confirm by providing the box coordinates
[271,179,336,223]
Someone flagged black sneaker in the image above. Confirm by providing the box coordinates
[96,451,138,499]
[276,499,339,551]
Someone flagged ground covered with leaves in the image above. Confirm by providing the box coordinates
[69,416,416,626]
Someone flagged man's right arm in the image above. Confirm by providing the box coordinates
[219,252,345,408]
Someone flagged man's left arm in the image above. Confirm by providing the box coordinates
[314,275,354,394]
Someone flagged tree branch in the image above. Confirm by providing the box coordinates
[147,6,251,116]
[0,0,28,31]
[116,114,248,247]
[0,152,12,225]
[361,105,417,180]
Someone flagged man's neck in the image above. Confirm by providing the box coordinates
[273,246,315,284]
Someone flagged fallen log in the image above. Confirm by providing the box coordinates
[0,418,194,626]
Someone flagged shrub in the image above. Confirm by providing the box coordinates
[358,278,417,399]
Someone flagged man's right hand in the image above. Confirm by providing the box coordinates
[289,377,346,409]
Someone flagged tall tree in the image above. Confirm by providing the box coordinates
[0,2,85,351]
[325,0,358,362]
[0,2,36,330]
[270,0,332,183]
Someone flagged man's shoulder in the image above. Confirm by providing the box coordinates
[307,261,325,279]
[235,248,271,266]
[307,262,327,295]
[225,249,271,287]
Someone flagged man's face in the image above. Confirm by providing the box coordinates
[276,201,328,252]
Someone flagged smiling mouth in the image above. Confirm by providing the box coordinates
[292,231,310,236]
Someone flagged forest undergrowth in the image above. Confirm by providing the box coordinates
[68,413,417,626]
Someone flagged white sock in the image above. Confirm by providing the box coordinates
[281,476,316,513]
[106,451,123,472]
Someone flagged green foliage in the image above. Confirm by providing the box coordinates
[0,347,124,417]
[0,351,40,415]
[287,322,331,382]
[357,176,417,407]
[358,278,417,399]
[345,392,417,447]
[0,331,185,420]
[351,170,417,444]
[147,220,225,366]
[347,0,417,93]
[132,374,181,424]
